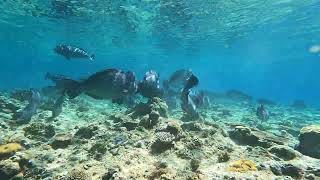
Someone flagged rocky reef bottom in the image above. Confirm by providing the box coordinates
[0,93,320,180]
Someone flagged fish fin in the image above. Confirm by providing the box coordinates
[89,54,95,61]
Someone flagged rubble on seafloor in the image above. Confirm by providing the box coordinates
[0,92,320,180]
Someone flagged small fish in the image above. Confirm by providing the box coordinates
[256,104,269,121]
[51,92,65,118]
[54,44,95,61]
[16,89,41,123]
[181,74,200,119]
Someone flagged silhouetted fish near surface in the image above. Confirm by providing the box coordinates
[54,44,95,61]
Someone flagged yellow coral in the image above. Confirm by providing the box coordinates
[227,159,257,173]
[0,143,22,156]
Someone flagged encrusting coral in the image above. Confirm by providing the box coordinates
[0,143,22,159]
[227,159,257,173]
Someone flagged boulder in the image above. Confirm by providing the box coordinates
[151,132,175,154]
[297,125,320,158]
[51,134,73,149]
[0,159,22,180]
[268,145,299,161]
[229,126,289,148]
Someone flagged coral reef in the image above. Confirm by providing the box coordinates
[151,132,176,154]
[128,97,168,118]
[0,92,319,179]
[23,122,55,140]
[74,126,98,139]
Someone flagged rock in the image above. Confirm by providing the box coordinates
[75,126,98,139]
[229,126,288,148]
[122,120,139,131]
[270,163,304,178]
[149,110,160,121]
[89,142,107,158]
[166,121,183,136]
[157,160,168,168]
[102,168,118,180]
[111,114,139,130]
[281,164,304,178]
[305,174,316,180]
[139,112,159,129]
[66,169,91,180]
[268,145,299,161]
[148,97,168,118]
[51,134,73,149]
[129,97,168,118]
[0,159,22,180]
[190,159,201,172]
[181,122,203,132]
[151,132,175,154]
[217,151,230,163]
[297,125,320,158]
[270,164,282,176]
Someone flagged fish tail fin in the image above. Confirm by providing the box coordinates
[89,54,95,61]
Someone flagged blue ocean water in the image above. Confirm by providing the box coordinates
[0,0,320,107]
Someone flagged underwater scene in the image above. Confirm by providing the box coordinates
[1,0,320,179]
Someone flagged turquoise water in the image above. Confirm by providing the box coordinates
[0,0,320,106]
